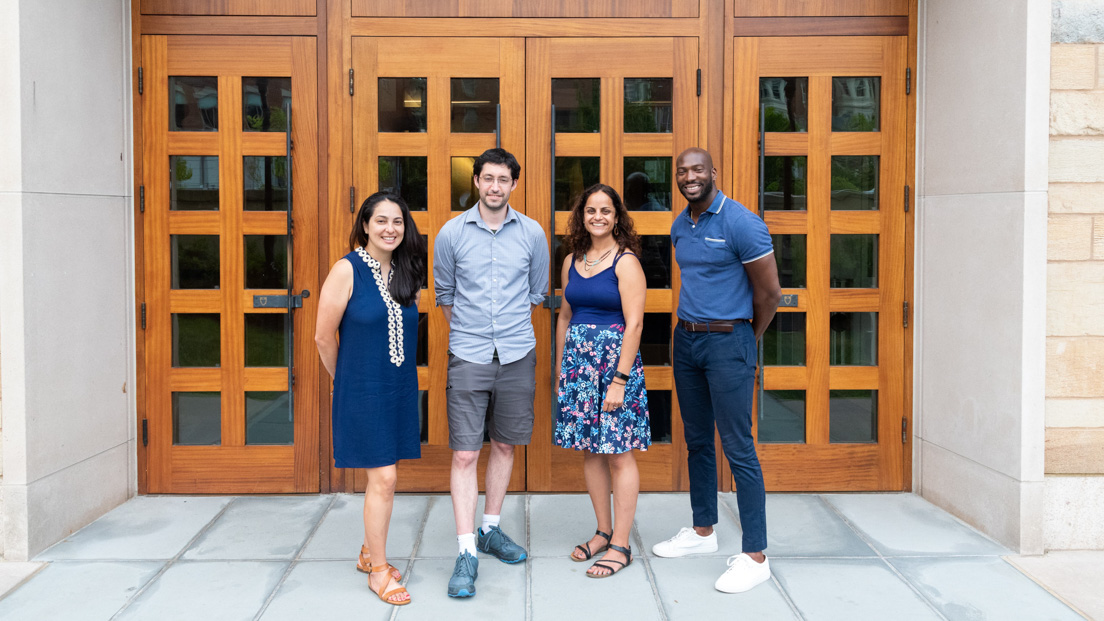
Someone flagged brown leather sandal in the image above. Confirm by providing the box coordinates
[368,562,411,606]
[357,545,402,581]
[586,543,633,578]
[571,530,612,562]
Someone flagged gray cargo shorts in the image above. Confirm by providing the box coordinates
[446,348,536,451]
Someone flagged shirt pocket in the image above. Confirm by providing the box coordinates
[703,236,728,250]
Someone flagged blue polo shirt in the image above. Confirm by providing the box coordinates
[671,192,773,323]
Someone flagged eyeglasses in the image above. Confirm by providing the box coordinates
[478,175,514,186]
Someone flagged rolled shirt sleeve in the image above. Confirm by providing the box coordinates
[527,223,551,306]
[433,226,456,307]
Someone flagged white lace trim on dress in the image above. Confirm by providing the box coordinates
[356,247,404,367]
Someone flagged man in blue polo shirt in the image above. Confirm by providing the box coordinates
[652,148,781,594]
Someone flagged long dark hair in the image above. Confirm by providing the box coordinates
[349,191,425,306]
[565,184,641,256]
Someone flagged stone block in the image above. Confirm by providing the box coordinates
[1047,398,1104,427]
[1047,214,1094,260]
[1047,262,1104,335]
[1051,44,1098,89]
[1044,475,1104,549]
[1047,337,1104,397]
[1050,138,1104,182]
[1050,183,1104,213]
[1046,428,1104,474]
[1095,216,1104,257]
[1053,1,1104,44]
[1051,91,1104,135]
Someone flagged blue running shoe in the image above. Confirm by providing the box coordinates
[477,525,528,563]
[447,551,478,598]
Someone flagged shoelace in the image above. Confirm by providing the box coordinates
[726,554,747,568]
[672,526,697,541]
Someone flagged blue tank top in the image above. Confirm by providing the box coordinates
[565,252,635,325]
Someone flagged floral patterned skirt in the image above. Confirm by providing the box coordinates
[555,323,651,454]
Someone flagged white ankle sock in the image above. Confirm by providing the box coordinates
[458,533,477,556]
[481,514,501,533]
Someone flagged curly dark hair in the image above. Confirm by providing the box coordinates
[348,191,426,307]
[565,184,641,257]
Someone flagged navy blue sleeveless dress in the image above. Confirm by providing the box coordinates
[555,252,651,454]
[332,249,421,468]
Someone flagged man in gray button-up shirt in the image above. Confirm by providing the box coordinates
[433,148,549,597]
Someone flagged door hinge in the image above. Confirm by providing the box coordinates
[138,67,143,95]
[349,68,354,96]
[904,185,910,213]
[901,417,908,443]
[142,419,149,446]
[350,186,356,213]
[696,69,702,96]
[903,300,909,329]
[906,67,911,95]
[141,302,146,330]
[139,185,145,213]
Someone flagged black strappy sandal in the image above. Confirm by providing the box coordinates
[571,530,611,562]
[586,543,633,578]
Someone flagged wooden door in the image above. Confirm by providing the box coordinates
[730,36,908,490]
[141,36,319,492]
[349,37,526,492]
[526,38,699,491]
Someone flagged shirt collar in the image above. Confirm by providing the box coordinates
[678,191,727,222]
[465,203,517,230]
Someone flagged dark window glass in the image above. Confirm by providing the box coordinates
[420,234,429,289]
[640,314,671,366]
[552,78,600,133]
[379,156,428,211]
[244,235,288,289]
[171,235,219,289]
[832,77,880,131]
[553,235,569,291]
[451,78,499,133]
[173,392,220,445]
[649,390,672,443]
[639,236,672,289]
[243,156,288,212]
[772,234,806,288]
[244,314,288,367]
[829,312,878,366]
[170,76,218,131]
[245,391,292,445]
[555,157,600,211]
[172,314,220,368]
[451,156,478,212]
[378,77,427,132]
[764,313,805,366]
[759,77,808,132]
[170,156,219,211]
[417,313,428,366]
[419,391,429,443]
[759,390,805,443]
[830,390,878,443]
[831,156,879,211]
[831,234,878,288]
[242,77,290,132]
[624,78,673,133]
[624,157,671,211]
[763,156,807,211]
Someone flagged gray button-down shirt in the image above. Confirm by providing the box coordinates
[433,205,550,364]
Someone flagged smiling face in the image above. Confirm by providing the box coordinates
[675,149,717,204]
[473,162,518,212]
[362,199,405,256]
[583,190,617,241]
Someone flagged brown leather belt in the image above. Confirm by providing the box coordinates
[677,319,748,333]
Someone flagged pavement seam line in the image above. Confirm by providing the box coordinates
[1001,555,1092,621]
[392,494,435,621]
[108,496,239,621]
[252,495,337,621]
[718,493,805,619]
[525,494,533,621]
[632,521,669,621]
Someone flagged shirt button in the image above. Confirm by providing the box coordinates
[492,257,497,261]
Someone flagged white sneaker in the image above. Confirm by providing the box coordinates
[714,553,771,593]
[651,527,719,558]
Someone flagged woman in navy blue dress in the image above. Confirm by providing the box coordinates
[315,191,425,606]
[555,184,651,578]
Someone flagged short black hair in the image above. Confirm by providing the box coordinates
[472,148,521,180]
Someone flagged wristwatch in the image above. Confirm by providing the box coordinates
[613,370,630,382]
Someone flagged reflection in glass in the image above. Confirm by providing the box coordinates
[829,312,878,366]
[830,390,877,443]
[640,314,671,366]
[832,77,880,131]
[244,314,288,367]
[172,314,220,368]
[759,77,808,132]
[552,78,600,133]
[624,157,671,211]
[649,390,672,443]
[639,236,672,289]
[245,391,293,445]
[624,78,673,133]
[831,156,879,211]
[759,390,805,443]
[379,156,428,211]
[831,235,878,288]
[772,234,806,288]
[554,157,600,211]
[451,78,499,133]
[451,156,478,212]
[244,235,288,289]
[553,235,569,290]
[378,77,427,132]
[763,313,805,366]
[763,156,807,211]
[242,77,291,132]
[170,156,219,211]
[417,313,428,366]
[171,235,219,289]
[419,234,429,289]
[170,76,218,131]
[173,392,221,445]
[243,156,288,212]
[419,390,429,443]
